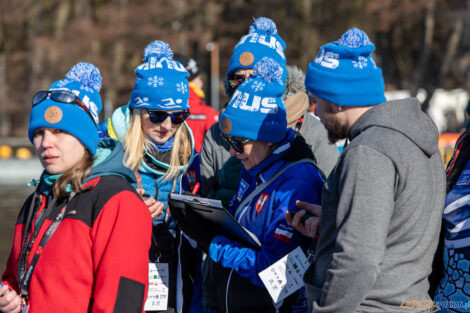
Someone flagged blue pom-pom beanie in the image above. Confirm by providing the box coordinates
[28,62,103,155]
[305,27,386,107]
[220,57,287,143]
[130,40,190,111]
[227,17,287,82]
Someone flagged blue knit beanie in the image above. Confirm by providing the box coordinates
[227,17,287,82]
[305,28,386,107]
[221,57,287,143]
[28,62,102,155]
[130,41,190,111]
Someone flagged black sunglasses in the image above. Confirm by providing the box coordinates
[228,73,249,89]
[145,109,190,124]
[222,134,250,153]
[32,90,96,125]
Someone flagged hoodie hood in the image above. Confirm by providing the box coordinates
[349,98,439,157]
[86,138,136,184]
[110,103,196,176]
[283,64,306,100]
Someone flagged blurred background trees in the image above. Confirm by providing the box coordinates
[1,0,470,137]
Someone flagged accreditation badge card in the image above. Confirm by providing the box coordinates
[258,246,309,304]
[144,263,169,311]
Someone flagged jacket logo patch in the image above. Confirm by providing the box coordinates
[256,193,269,214]
[186,170,197,190]
[237,179,249,201]
[273,224,294,243]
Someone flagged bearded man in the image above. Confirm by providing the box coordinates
[287,28,446,313]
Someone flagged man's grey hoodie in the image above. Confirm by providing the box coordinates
[305,98,446,313]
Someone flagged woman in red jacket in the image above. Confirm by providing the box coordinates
[0,62,152,313]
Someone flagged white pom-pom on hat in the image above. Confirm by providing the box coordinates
[249,17,277,35]
[252,57,283,83]
[337,27,373,48]
[143,40,174,62]
[66,62,102,91]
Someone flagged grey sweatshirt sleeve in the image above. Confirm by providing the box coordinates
[200,127,217,197]
[313,145,395,313]
[300,113,339,178]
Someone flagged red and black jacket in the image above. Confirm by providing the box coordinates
[1,175,152,313]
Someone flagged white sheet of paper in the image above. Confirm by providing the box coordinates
[144,263,169,311]
[258,246,309,304]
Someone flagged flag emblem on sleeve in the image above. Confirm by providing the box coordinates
[273,224,294,243]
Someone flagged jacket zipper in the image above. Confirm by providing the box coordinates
[225,269,233,313]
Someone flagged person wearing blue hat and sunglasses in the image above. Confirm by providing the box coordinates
[199,57,324,313]
[0,63,152,313]
[103,41,201,313]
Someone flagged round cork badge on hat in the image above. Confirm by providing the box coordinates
[239,52,254,67]
[222,118,232,134]
[44,106,63,124]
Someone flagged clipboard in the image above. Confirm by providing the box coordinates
[168,194,261,250]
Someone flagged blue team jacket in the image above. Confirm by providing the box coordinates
[208,129,324,312]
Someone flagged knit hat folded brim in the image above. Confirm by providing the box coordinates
[305,61,386,106]
[227,17,287,83]
[28,100,99,153]
[130,41,190,111]
[305,28,386,107]
[28,62,102,155]
[221,57,287,143]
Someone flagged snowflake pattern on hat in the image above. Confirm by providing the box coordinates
[251,81,266,92]
[130,40,190,111]
[337,27,373,48]
[148,76,164,87]
[176,82,188,94]
[352,56,368,69]
[305,27,386,107]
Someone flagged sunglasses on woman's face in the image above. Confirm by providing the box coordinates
[222,134,250,153]
[145,109,190,124]
[228,74,249,89]
[32,90,96,125]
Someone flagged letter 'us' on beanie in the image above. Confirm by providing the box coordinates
[305,27,386,107]
[227,17,287,82]
[221,57,287,143]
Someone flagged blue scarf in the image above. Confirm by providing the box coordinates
[40,173,62,197]
[28,172,71,197]
[147,136,174,153]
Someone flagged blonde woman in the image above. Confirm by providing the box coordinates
[0,63,151,313]
[104,41,201,313]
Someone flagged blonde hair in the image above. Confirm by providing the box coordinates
[123,108,192,181]
[53,151,94,199]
